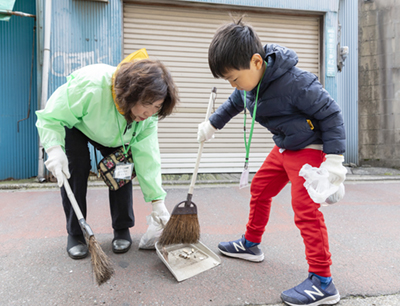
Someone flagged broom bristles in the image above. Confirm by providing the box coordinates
[88,236,115,285]
[158,214,200,246]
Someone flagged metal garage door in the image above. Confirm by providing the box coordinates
[123,2,321,174]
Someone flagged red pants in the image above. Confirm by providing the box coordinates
[245,146,332,277]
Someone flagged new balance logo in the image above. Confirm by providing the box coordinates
[232,241,246,252]
[304,285,324,301]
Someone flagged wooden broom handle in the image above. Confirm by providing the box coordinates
[188,87,217,195]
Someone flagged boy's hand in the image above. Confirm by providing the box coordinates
[44,145,71,187]
[325,183,345,204]
[319,154,347,186]
[197,120,216,142]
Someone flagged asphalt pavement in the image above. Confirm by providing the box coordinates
[1,166,400,306]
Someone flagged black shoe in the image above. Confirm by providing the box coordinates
[112,229,132,254]
[112,239,132,253]
[68,244,89,259]
[67,234,88,260]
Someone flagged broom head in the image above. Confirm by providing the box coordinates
[79,219,115,285]
[158,199,200,246]
[88,236,115,285]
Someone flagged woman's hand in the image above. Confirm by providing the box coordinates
[44,145,71,187]
[151,200,170,223]
[139,199,170,249]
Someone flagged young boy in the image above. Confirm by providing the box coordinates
[198,19,347,306]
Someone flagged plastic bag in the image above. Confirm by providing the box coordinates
[325,183,345,204]
[139,212,169,249]
[299,164,340,204]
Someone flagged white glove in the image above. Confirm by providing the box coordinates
[139,199,170,249]
[325,183,345,204]
[151,199,170,224]
[319,154,347,186]
[44,145,70,187]
[197,120,216,143]
[300,163,344,204]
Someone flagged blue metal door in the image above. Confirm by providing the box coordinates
[0,0,37,180]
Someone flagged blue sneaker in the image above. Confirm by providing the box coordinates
[281,273,340,306]
[218,235,264,262]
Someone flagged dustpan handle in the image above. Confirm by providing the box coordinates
[188,87,217,195]
[62,173,84,220]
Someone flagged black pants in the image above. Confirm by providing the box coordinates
[61,127,135,236]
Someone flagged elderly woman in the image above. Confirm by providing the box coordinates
[36,50,178,259]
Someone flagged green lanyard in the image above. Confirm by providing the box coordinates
[115,107,136,159]
[243,61,267,168]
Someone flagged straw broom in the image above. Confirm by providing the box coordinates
[158,194,201,246]
[63,174,114,285]
[158,87,217,246]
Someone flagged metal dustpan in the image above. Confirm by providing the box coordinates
[155,241,221,282]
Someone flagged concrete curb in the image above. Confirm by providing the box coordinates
[2,172,400,190]
[345,175,400,181]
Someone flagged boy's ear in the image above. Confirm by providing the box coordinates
[251,53,264,70]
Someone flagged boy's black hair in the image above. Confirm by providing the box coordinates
[208,17,265,78]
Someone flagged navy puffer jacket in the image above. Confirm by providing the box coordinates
[209,44,346,154]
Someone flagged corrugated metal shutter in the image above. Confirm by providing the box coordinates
[123,2,320,174]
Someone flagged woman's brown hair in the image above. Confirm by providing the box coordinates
[114,59,179,124]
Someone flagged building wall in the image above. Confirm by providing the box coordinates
[0,0,37,180]
[1,0,358,179]
[47,0,123,93]
[175,0,359,165]
[337,0,359,164]
[358,0,400,167]
[39,0,123,176]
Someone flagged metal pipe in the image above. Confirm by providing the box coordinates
[17,24,36,132]
[0,9,35,18]
[37,0,52,182]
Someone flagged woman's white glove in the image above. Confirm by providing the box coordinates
[151,199,170,223]
[44,145,70,187]
[197,120,216,143]
[139,199,170,249]
[319,154,347,186]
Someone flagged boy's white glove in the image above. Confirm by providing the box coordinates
[44,145,70,187]
[139,199,170,249]
[299,163,345,205]
[319,154,347,186]
[197,120,216,143]
[325,183,345,205]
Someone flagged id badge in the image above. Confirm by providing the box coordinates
[239,163,249,189]
[113,162,134,180]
